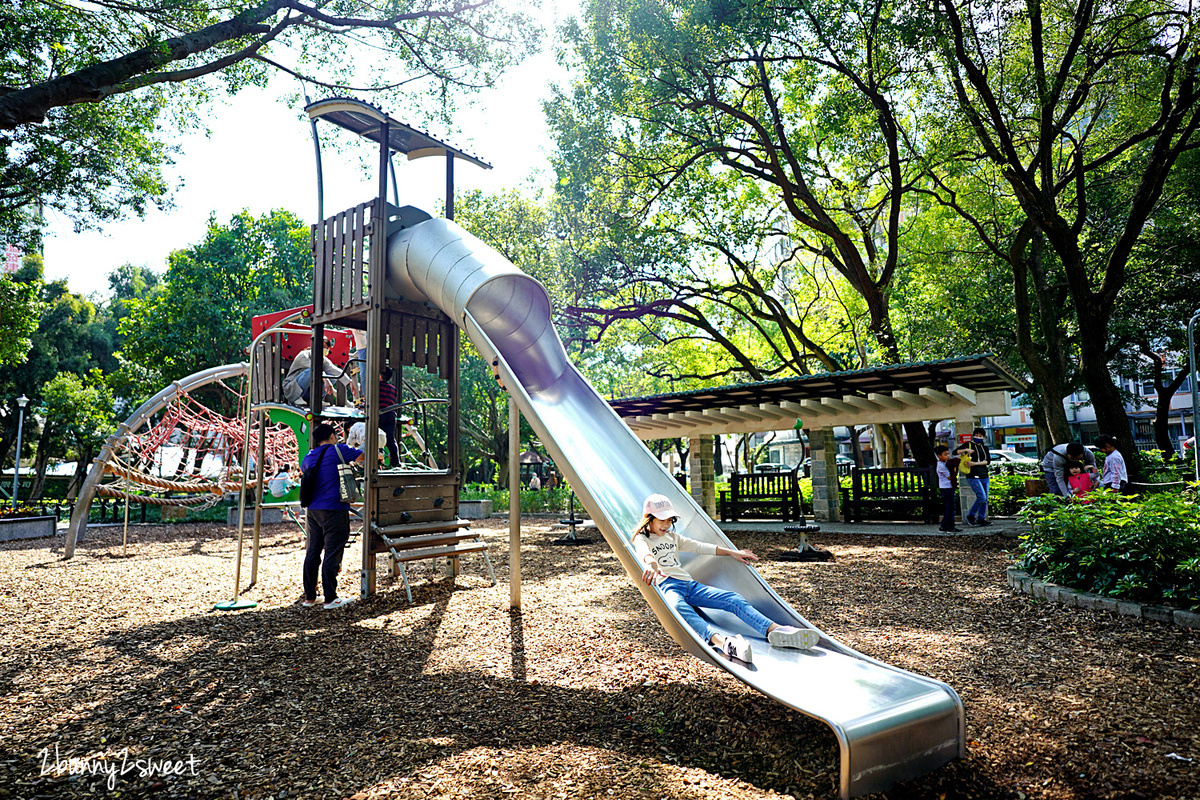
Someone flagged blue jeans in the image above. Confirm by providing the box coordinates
[294,368,313,402]
[659,577,774,643]
[966,476,989,521]
[356,348,367,398]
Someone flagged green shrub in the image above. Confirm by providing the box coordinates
[461,483,572,514]
[1016,489,1200,610]
[988,474,1033,516]
[1135,449,1192,486]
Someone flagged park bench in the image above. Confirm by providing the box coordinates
[839,466,938,523]
[719,470,803,522]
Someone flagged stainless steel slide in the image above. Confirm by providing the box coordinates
[386,211,965,799]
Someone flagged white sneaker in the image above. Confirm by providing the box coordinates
[322,597,353,610]
[768,625,819,650]
[722,634,754,664]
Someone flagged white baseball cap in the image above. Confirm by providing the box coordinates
[642,494,677,519]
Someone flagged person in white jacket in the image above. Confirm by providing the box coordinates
[632,493,818,663]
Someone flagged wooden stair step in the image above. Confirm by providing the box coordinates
[387,541,488,563]
[373,519,468,537]
[381,530,479,549]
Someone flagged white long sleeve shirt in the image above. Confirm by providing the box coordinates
[1099,449,1128,489]
[632,529,718,584]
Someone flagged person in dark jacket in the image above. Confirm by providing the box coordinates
[1040,442,1096,497]
[955,427,993,526]
[299,423,364,610]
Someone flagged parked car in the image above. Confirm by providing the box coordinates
[752,462,792,473]
[800,454,855,477]
[989,449,1039,466]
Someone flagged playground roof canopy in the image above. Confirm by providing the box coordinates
[305,97,492,170]
[608,355,1025,439]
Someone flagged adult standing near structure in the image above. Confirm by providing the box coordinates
[1040,442,1096,497]
[1094,435,1129,492]
[954,427,992,526]
[300,422,364,610]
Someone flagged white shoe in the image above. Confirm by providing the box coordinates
[768,625,819,650]
[322,597,353,610]
[722,634,754,664]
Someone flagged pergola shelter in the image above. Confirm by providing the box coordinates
[608,355,1026,522]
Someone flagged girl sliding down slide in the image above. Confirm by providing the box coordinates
[632,494,818,663]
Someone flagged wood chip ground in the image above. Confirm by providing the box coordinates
[0,519,1196,799]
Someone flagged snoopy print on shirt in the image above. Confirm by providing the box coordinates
[632,528,718,584]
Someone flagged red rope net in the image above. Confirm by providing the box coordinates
[101,390,298,506]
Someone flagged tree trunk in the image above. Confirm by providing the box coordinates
[1148,355,1188,457]
[1031,404,1053,456]
[846,425,863,467]
[904,422,935,466]
[878,423,903,467]
[1078,331,1140,480]
[27,435,54,501]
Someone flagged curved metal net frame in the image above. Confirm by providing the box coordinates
[96,387,298,508]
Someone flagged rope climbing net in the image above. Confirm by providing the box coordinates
[96,386,298,508]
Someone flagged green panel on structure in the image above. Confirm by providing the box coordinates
[265,407,311,503]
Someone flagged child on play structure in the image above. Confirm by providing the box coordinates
[632,493,819,663]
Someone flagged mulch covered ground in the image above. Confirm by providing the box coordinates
[0,518,1196,800]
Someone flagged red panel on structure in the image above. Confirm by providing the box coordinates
[251,306,353,365]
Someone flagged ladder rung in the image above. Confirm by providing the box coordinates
[382,530,479,549]
[373,519,468,537]
[387,541,487,563]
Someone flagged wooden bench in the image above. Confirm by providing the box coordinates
[839,466,938,523]
[719,471,802,522]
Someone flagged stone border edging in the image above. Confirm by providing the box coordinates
[1006,567,1200,630]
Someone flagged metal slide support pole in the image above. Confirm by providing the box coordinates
[219,311,308,610]
[251,412,267,585]
[1189,309,1200,480]
[509,397,521,609]
[122,495,129,558]
[446,151,455,221]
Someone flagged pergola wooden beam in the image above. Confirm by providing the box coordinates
[919,387,958,408]
[841,395,882,413]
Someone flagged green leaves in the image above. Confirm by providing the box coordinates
[118,209,312,383]
[1017,490,1200,610]
[0,274,41,367]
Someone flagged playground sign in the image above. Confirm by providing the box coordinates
[3,244,19,273]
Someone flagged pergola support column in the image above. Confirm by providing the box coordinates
[688,434,716,518]
[809,428,840,522]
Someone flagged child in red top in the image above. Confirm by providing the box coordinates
[1065,461,1094,501]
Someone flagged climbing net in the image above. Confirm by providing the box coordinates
[96,386,298,508]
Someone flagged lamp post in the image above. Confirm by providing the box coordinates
[12,395,28,509]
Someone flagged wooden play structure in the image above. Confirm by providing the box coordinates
[239,97,498,602]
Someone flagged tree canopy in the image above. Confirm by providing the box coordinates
[0,0,537,243]
[119,208,313,384]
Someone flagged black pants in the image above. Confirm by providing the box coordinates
[380,411,400,467]
[304,508,351,603]
[939,488,957,530]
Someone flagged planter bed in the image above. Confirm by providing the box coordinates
[0,515,57,542]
